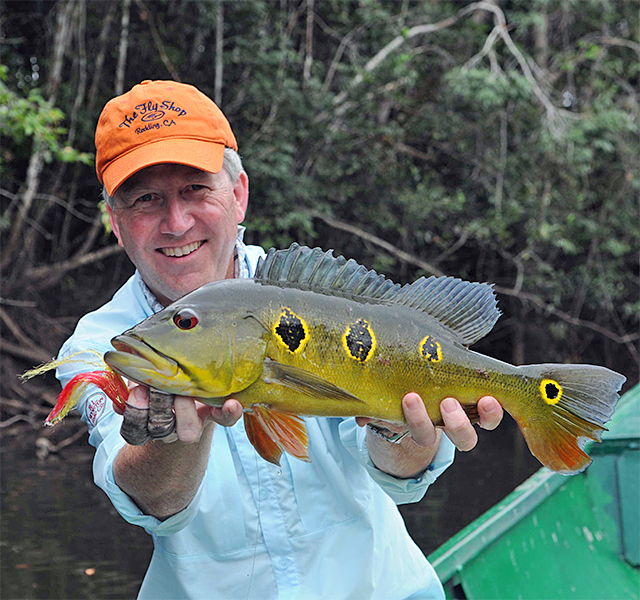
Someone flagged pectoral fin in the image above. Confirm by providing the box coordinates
[244,412,283,465]
[262,358,364,403]
[244,406,309,465]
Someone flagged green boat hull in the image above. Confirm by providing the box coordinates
[428,383,640,599]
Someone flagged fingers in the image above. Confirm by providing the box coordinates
[174,397,204,444]
[402,393,438,448]
[477,396,503,430]
[120,386,151,446]
[119,387,243,446]
[148,390,178,442]
[205,399,243,428]
[440,397,477,452]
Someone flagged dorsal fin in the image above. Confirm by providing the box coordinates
[255,244,500,345]
[392,276,500,345]
[255,243,400,300]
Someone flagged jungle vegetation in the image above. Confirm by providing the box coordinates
[1,0,638,438]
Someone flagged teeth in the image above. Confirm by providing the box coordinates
[160,241,203,257]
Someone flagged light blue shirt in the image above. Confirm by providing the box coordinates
[56,231,454,600]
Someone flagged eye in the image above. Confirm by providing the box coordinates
[173,309,199,330]
[135,193,154,204]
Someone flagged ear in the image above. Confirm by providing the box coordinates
[233,170,249,224]
[105,203,124,247]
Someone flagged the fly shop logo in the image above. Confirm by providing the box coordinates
[119,99,188,134]
[86,391,107,426]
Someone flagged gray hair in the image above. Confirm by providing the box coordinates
[102,147,245,208]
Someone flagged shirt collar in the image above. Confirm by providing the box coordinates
[136,226,250,314]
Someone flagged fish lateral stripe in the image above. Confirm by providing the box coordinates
[540,378,563,405]
[342,318,376,363]
[420,335,442,363]
[273,307,310,354]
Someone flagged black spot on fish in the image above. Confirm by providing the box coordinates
[274,308,309,354]
[420,336,442,363]
[540,378,563,405]
[545,382,560,400]
[343,319,376,363]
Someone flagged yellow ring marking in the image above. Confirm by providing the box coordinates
[420,335,442,363]
[273,307,310,354]
[540,379,563,405]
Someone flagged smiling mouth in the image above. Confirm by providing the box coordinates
[159,240,205,257]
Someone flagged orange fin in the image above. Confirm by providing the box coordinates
[518,407,600,474]
[45,369,129,426]
[246,405,310,463]
[244,412,283,465]
[514,364,625,474]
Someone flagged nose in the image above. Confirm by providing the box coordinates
[159,197,195,236]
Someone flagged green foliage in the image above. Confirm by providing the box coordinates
[0,66,93,168]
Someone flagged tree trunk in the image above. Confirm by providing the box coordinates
[534,3,549,70]
[1,0,75,272]
[303,0,314,82]
[116,0,132,95]
[88,3,116,110]
[214,1,223,106]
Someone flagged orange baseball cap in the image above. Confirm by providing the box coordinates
[95,80,238,196]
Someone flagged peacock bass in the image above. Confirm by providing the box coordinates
[38,244,625,474]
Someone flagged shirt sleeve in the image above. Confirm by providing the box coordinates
[93,424,206,536]
[338,417,455,504]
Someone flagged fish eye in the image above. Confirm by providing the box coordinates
[173,309,199,330]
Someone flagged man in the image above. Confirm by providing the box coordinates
[57,80,503,599]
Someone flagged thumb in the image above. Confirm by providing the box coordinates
[127,385,150,409]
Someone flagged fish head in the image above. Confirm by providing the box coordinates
[104,281,269,398]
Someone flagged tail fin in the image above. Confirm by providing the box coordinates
[514,364,626,475]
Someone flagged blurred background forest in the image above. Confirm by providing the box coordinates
[0,0,638,596]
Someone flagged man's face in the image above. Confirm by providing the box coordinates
[106,164,248,306]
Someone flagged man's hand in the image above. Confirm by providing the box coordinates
[114,385,244,520]
[120,385,243,446]
[356,394,503,479]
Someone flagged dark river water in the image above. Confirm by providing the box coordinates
[1,416,540,600]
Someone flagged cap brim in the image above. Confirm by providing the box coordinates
[102,138,226,196]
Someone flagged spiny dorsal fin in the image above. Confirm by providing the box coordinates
[255,243,400,299]
[255,244,500,346]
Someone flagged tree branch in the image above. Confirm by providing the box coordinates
[331,1,573,128]
[309,211,444,277]
[0,341,52,364]
[135,0,181,82]
[26,244,124,287]
[0,307,40,352]
[309,212,639,349]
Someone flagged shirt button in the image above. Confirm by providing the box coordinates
[279,558,289,570]
[259,488,270,500]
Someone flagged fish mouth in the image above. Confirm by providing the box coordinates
[105,335,180,383]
